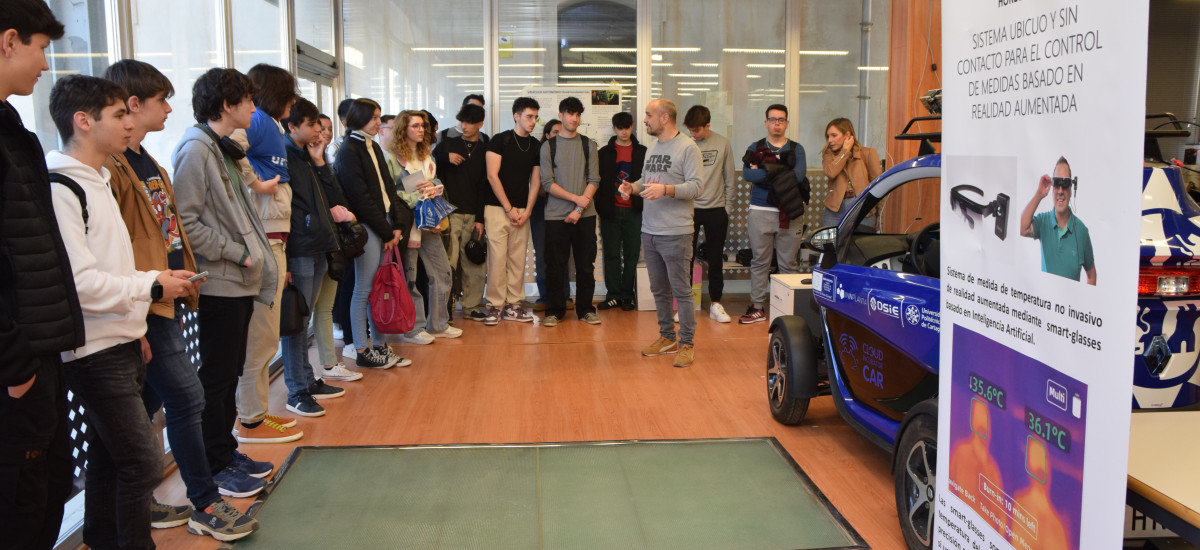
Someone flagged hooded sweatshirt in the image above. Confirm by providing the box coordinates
[46,150,158,361]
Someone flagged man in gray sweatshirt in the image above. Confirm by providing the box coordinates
[619,99,704,367]
[539,97,600,326]
[684,105,736,324]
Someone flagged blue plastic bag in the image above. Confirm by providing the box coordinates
[414,195,456,231]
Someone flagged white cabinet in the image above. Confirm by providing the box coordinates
[769,273,814,324]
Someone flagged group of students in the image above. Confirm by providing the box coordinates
[0,3,888,548]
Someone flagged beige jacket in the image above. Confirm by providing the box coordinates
[822,145,881,212]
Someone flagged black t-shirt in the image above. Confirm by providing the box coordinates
[123,146,185,269]
[484,130,541,208]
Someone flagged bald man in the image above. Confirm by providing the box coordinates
[619,99,704,367]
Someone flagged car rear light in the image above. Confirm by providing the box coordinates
[1138,267,1200,296]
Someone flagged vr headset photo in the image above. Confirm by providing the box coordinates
[950,184,1010,240]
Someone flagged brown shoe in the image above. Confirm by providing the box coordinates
[673,344,694,367]
[641,337,678,357]
[236,418,303,444]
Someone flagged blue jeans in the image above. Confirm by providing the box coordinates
[62,342,159,550]
[142,313,220,510]
[282,255,327,401]
[351,226,384,348]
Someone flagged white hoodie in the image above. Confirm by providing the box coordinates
[46,150,160,361]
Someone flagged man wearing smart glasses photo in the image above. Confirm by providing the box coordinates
[1019,156,1096,285]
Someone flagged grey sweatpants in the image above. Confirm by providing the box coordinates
[748,209,804,307]
[642,233,695,346]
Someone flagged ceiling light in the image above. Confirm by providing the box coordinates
[668,73,718,78]
[558,74,636,79]
[677,82,719,86]
[651,54,663,61]
[723,48,784,54]
[569,47,636,53]
[652,47,700,52]
[747,63,784,68]
[677,87,711,91]
[563,63,636,68]
[690,62,719,67]
[798,50,850,55]
[651,63,673,67]
[746,74,762,79]
[678,92,695,96]
[858,66,889,71]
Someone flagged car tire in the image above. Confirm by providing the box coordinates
[894,414,937,550]
[766,316,813,425]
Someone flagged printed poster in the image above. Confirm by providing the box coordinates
[937,2,1147,550]
[522,86,623,144]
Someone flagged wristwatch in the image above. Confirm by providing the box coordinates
[150,281,163,301]
[574,206,585,214]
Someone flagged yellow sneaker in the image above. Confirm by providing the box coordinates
[673,344,695,367]
[642,337,678,357]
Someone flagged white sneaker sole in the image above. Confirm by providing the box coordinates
[321,370,365,381]
[187,519,258,541]
[394,357,413,367]
[710,313,731,323]
[235,432,303,444]
[151,516,190,529]
[431,330,463,339]
[285,403,326,417]
[216,483,264,498]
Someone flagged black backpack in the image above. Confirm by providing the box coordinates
[48,173,89,233]
[751,138,810,220]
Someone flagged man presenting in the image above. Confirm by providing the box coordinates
[1020,156,1095,284]
[620,99,703,367]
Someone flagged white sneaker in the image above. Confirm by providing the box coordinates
[332,323,343,341]
[321,362,364,382]
[341,345,357,359]
[429,326,463,339]
[400,331,435,345]
[709,302,731,323]
[673,311,679,323]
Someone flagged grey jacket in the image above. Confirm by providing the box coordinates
[171,125,278,304]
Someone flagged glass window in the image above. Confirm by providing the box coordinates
[796,0,890,168]
[131,0,221,171]
[295,0,335,55]
[496,0,638,140]
[232,0,286,71]
[343,0,485,131]
[650,0,785,159]
[11,0,110,154]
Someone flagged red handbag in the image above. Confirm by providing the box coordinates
[368,247,415,334]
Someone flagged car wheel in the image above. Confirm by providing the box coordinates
[766,316,813,425]
[894,414,936,550]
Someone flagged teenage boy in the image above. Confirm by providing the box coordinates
[102,59,259,541]
[596,112,645,311]
[378,114,402,179]
[279,98,359,418]
[437,94,486,145]
[173,67,279,501]
[741,104,807,324]
[0,5,84,548]
[435,103,489,321]
[618,99,704,367]
[483,97,541,325]
[540,97,601,327]
[684,105,736,323]
[47,74,198,550]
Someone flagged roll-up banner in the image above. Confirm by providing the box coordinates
[937,2,1148,550]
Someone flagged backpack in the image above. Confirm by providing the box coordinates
[369,247,415,334]
[548,134,591,171]
[753,138,810,220]
[48,173,89,233]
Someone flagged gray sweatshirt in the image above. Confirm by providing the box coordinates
[635,132,704,236]
[540,134,600,221]
[172,125,278,305]
[692,132,736,210]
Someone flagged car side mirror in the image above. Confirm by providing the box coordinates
[804,226,836,252]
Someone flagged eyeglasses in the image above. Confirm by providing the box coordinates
[950,184,1011,240]
[766,117,788,124]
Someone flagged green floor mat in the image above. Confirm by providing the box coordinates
[231,438,866,550]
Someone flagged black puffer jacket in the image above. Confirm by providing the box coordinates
[0,102,85,386]
[333,133,412,242]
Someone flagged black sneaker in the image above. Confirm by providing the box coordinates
[187,499,259,542]
[621,299,636,311]
[231,450,273,478]
[467,309,488,322]
[151,499,191,529]
[309,379,345,400]
[356,348,397,369]
[596,298,620,310]
[285,395,326,417]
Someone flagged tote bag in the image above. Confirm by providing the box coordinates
[368,247,416,334]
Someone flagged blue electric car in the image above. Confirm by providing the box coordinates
[765,116,1200,550]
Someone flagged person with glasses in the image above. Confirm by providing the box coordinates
[1020,156,1095,284]
[740,104,807,324]
[821,117,881,229]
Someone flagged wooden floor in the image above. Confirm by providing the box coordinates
[151,300,905,549]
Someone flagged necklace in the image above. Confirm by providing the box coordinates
[464,140,478,157]
[514,132,532,152]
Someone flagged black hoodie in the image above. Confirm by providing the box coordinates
[596,134,647,218]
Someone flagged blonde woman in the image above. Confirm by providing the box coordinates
[390,110,459,341]
[821,118,881,228]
